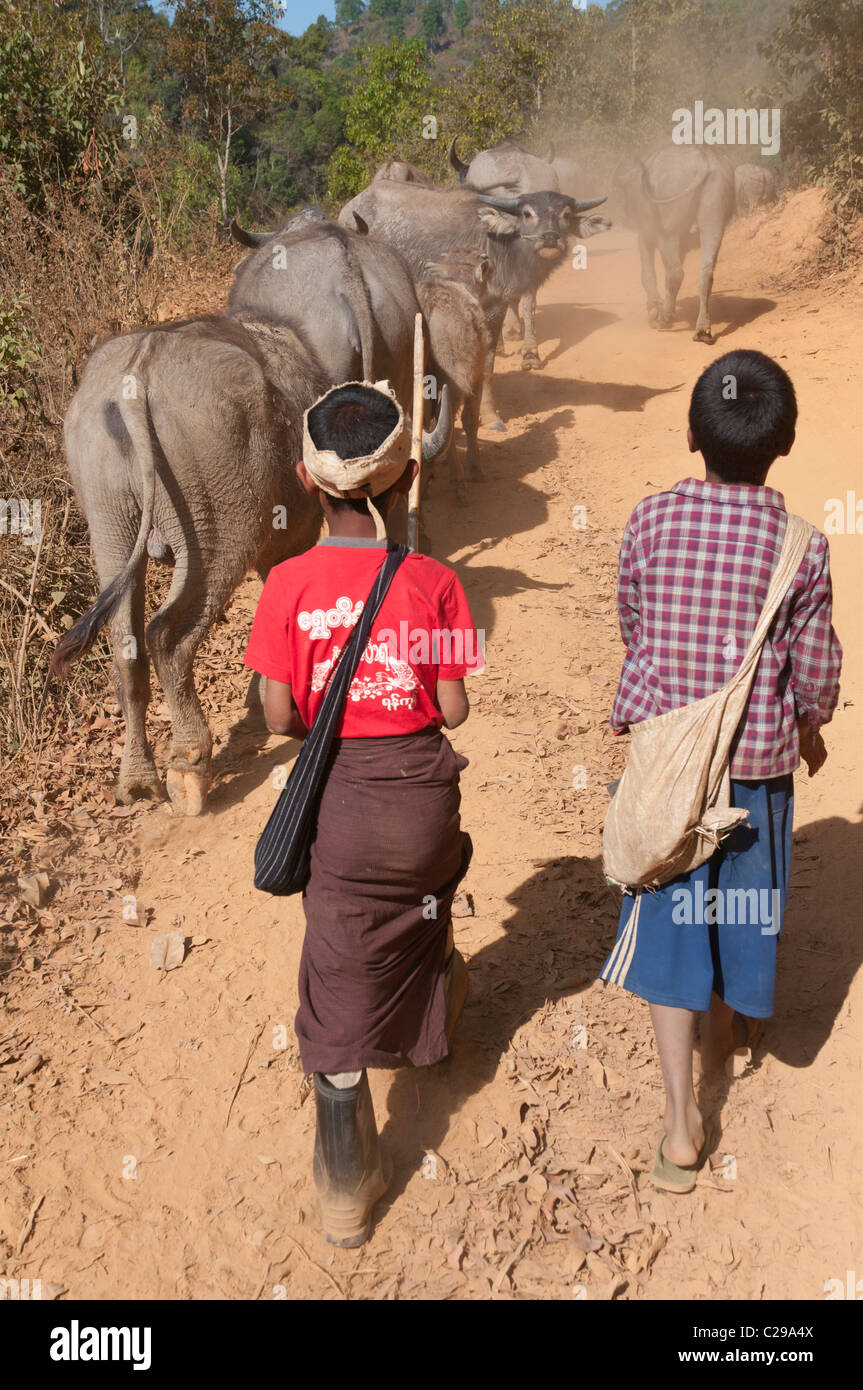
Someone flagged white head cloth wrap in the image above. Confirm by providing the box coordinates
[302,379,412,540]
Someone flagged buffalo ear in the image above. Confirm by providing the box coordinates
[475,255,491,284]
[477,205,519,237]
[577,215,613,239]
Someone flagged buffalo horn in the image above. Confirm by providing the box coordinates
[568,196,607,212]
[448,137,470,182]
[474,192,521,213]
[420,385,453,463]
[229,219,268,248]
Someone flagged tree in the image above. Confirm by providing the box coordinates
[760,0,863,219]
[335,0,365,22]
[421,0,445,49]
[343,37,432,158]
[166,0,288,226]
[442,0,577,148]
[327,37,433,199]
[0,1,123,205]
[454,0,469,35]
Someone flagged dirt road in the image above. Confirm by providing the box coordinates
[2,192,861,1301]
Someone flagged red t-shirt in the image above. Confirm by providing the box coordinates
[243,539,483,737]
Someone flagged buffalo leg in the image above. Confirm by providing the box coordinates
[145,556,239,816]
[656,232,684,330]
[638,234,662,328]
[693,224,723,343]
[503,302,523,342]
[462,391,483,482]
[107,555,162,803]
[447,430,468,505]
[480,325,506,432]
[520,292,540,369]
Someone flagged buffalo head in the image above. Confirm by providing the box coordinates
[474,191,608,261]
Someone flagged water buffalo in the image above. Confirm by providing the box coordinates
[228,212,419,407]
[53,311,452,814]
[448,137,564,368]
[547,144,586,200]
[449,137,559,197]
[373,160,433,185]
[415,251,492,500]
[734,163,778,215]
[338,176,610,428]
[615,145,735,343]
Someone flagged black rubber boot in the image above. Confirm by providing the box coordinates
[313,1071,389,1248]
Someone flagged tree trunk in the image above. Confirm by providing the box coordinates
[216,108,232,229]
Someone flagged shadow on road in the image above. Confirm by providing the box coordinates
[375,804,863,1204]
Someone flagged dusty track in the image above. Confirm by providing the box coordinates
[2,192,861,1300]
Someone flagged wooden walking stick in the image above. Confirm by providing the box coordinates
[407,311,424,553]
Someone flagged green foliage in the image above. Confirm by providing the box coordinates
[759,0,863,219]
[0,1,123,205]
[454,0,470,34]
[166,0,289,222]
[334,36,432,180]
[442,0,578,149]
[0,296,41,406]
[326,142,374,202]
[336,0,366,21]
[421,0,445,48]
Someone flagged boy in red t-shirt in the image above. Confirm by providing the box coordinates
[244,381,482,1247]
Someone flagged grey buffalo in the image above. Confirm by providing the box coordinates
[449,137,559,197]
[546,143,586,200]
[373,160,433,185]
[734,163,778,215]
[415,251,492,500]
[339,175,610,428]
[228,212,420,407]
[53,312,451,814]
[448,136,570,369]
[615,145,735,343]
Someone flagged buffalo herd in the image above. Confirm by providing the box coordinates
[53,138,779,813]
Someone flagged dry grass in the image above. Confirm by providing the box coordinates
[0,169,204,779]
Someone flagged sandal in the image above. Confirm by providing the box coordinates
[650,1121,714,1194]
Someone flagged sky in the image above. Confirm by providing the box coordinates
[283,0,336,34]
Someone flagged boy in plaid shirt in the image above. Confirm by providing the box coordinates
[600,349,841,1192]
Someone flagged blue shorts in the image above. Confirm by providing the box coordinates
[600,776,794,1018]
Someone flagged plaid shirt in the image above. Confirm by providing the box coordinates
[610,478,842,779]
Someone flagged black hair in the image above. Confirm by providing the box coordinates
[688,349,797,483]
[307,383,399,460]
[306,384,401,514]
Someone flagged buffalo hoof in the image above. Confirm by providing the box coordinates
[522,351,541,370]
[693,328,715,344]
[481,416,507,432]
[116,771,165,805]
[166,765,209,816]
